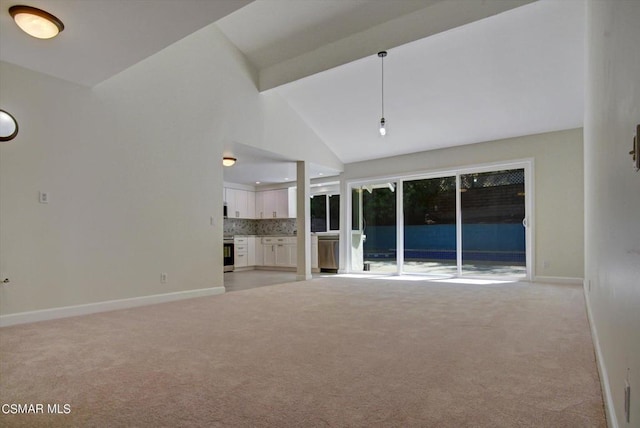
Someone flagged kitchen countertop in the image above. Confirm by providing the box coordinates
[232,233,319,237]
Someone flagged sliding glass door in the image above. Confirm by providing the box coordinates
[347,163,530,279]
[363,183,397,273]
[403,177,457,275]
[460,169,526,277]
[351,183,397,273]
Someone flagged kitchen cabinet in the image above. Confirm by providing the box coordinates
[234,236,249,268]
[256,189,296,219]
[255,191,264,219]
[275,244,295,267]
[225,188,255,219]
[259,236,318,270]
[248,236,257,266]
[263,243,276,266]
[261,236,296,267]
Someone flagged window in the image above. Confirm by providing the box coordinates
[311,194,340,232]
[311,196,327,232]
[329,195,339,231]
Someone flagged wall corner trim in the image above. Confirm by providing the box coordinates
[0,287,226,327]
[583,283,619,428]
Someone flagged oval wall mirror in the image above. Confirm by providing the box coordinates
[0,109,19,141]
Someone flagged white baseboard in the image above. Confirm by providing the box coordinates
[533,276,583,285]
[0,286,226,327]
[583,282,618,428]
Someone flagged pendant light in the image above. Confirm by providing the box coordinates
[9,5,64,39]
[378,51,387,136]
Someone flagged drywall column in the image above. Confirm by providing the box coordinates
[584,1,640,426]
[296,161,312,280]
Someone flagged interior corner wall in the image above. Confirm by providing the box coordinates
[584,1,640,426]
[342,128,584,280]
[0,23,338,318]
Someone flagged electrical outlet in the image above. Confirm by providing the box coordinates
[542,260,550,269]
[160,273,167,284]
[39,191,49,204]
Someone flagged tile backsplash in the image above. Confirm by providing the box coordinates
[224,218,256,235]
[224,218,297,236]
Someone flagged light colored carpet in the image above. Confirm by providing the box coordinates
[0,278,605,427]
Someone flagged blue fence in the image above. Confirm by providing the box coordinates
[364,224,525,263]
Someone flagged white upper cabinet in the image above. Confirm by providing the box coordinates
[225,186,295,219]
[256,189,295,219]
[225,188,255,219]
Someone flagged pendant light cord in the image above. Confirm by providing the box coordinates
[378,51,387,119]
[381,53,385,118]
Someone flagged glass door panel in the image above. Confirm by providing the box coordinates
[460,169,526,277]
[403,177,457,275]
[360,182,397,273]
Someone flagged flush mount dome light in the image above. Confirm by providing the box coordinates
[9,5,64,39]
[0,109,19,142]
[222,157,237,167]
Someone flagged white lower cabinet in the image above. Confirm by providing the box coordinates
[259,236,319,270]
[263,243,276,266]
[262,237,296,267]
[234,235,317,270]
[274,244,294,267]
[248,236,257,266]
[234,236,249,268]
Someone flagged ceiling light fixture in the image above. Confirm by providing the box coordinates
[378,51,387,136]
[9,5,65,39]
[222,157,236,167]
[0,109,19,142]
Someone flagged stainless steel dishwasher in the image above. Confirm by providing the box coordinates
[318,235,339,272]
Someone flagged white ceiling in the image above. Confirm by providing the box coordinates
[0,0,585,186]
[273,0,585,164]
[0,0,251,86]
[216,0,439,71]
[222,142,342,186]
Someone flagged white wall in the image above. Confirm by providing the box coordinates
[584,1,640,426]
[0,23,341,317]
[342,128,584,280]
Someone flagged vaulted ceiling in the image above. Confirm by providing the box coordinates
[0,0,585,185]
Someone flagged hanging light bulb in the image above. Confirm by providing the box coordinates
[378,51,387,137]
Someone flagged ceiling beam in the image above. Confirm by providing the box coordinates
[259,0,535,92]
